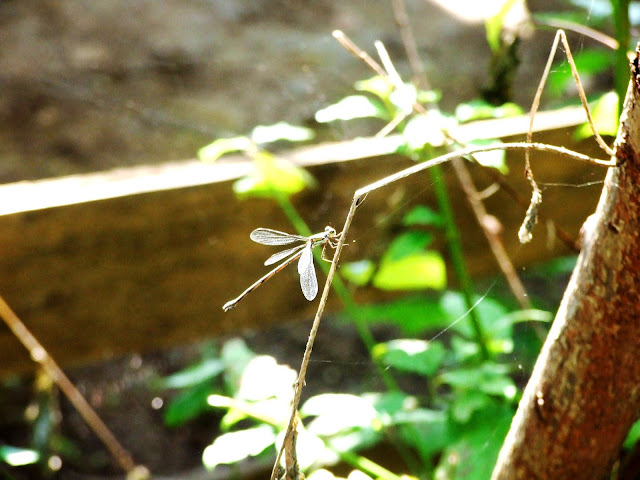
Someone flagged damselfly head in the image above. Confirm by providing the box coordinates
[324,226,337,237]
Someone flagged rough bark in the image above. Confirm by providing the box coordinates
[492,48,640,479]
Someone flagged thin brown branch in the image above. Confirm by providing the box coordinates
[0,293,147,478]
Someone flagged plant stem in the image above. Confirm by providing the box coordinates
[428,165,490,359]
[612,0,630,118]
[276,194,399,391]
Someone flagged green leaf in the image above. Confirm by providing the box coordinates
[402,111,454,150]
[0,446,40,466]
[437,402,513,479]
[302,394,379,434]
[373,251,446,291]
[373,339,445,376]
[198,136,252,162]
[341,259,376,286]
[160,358,225,389]
[485,0,521,52]
[221,338,255,393]
[250,122,314,144]
[235,355,297,402]
[574,91,619,140]
[455,99,523,123]
[439,363,517,399]
[315,95,387,122]
[403,205,444,228]
[440,291,511,342]
[202,425,276,470]
[354,76,393,101]
[349,296,451,335]
[233,152,316,198]
[384,231,434,261]
[547,48,614,97]
[450,390,492,423]
[465,139,508,174]
[163,382,215,427]
[624,418,640,449]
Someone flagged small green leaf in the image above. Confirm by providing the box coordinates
[384,231,434,261]
[233,152,316,198]
[402,112,453,150]
[250,122,314,144]
[403,205,444,228]
[349,296,451,335]
[354,76,393,101]
[198,136,252,162]
[202,425,276,470]
[450,390,492,423]
[439,363,517,399]
[485,0,521,52]
[440,291,511,341]
[315,95,387,122]
[624,419,640,449]
[341,259,376,286]
[0,446,40,466]
[373,251,446,291]
[163,382,215,427]
[465,139,508,174]
[373,339,445,376]
[574,91,619,140]
[547,48,613,97]
[455,99,523,123]
[160,358,224,389]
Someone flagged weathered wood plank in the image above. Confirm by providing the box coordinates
[0,112,606,376]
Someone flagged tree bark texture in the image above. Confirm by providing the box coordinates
[491,47,640,479]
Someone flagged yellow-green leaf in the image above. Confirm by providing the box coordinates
[373,251,446,291]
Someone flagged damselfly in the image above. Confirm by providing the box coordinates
[222,226,341,311]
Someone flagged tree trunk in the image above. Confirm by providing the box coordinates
[491,46,640,479]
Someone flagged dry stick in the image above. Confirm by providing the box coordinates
[521,29,615,243]
[0,294,146,478]
[270,141,612,480]
[387,0,533,309]
[452,158,532,309]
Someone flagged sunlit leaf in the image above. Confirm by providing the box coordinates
[160,358,224,389]
[403,205,444,228]
[302,394,379,434]
[250,122,314,144]
[354,76,393,101]
[349,296,451,335]
[236,355,297,402]
[198,136,252,162]
[373,339,445,376]
[455,99,523,123]
[402,111,453,150]
[221,338,255,393]
[574,91,619,140]
[485,0,522,52]
[465,139,508,174]
[389,84,417,115]
[439,362,517,399]
[233,152,316,198]
[341,259,376,286]
[384,231,434,261]
[0,446,40,466]
[373,251,446,291]
[315,95,387,122]
[202,425,276,470]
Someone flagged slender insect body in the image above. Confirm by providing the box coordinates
[222,226,340,311]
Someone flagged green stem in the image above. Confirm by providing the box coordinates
[612,0,630,118]
[428,165,490,360]
[276,194,399,391]
[337,449,403,480]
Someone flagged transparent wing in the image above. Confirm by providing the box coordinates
[297,244,318,301]
[264,244,305,266]
[250,228,307,246]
